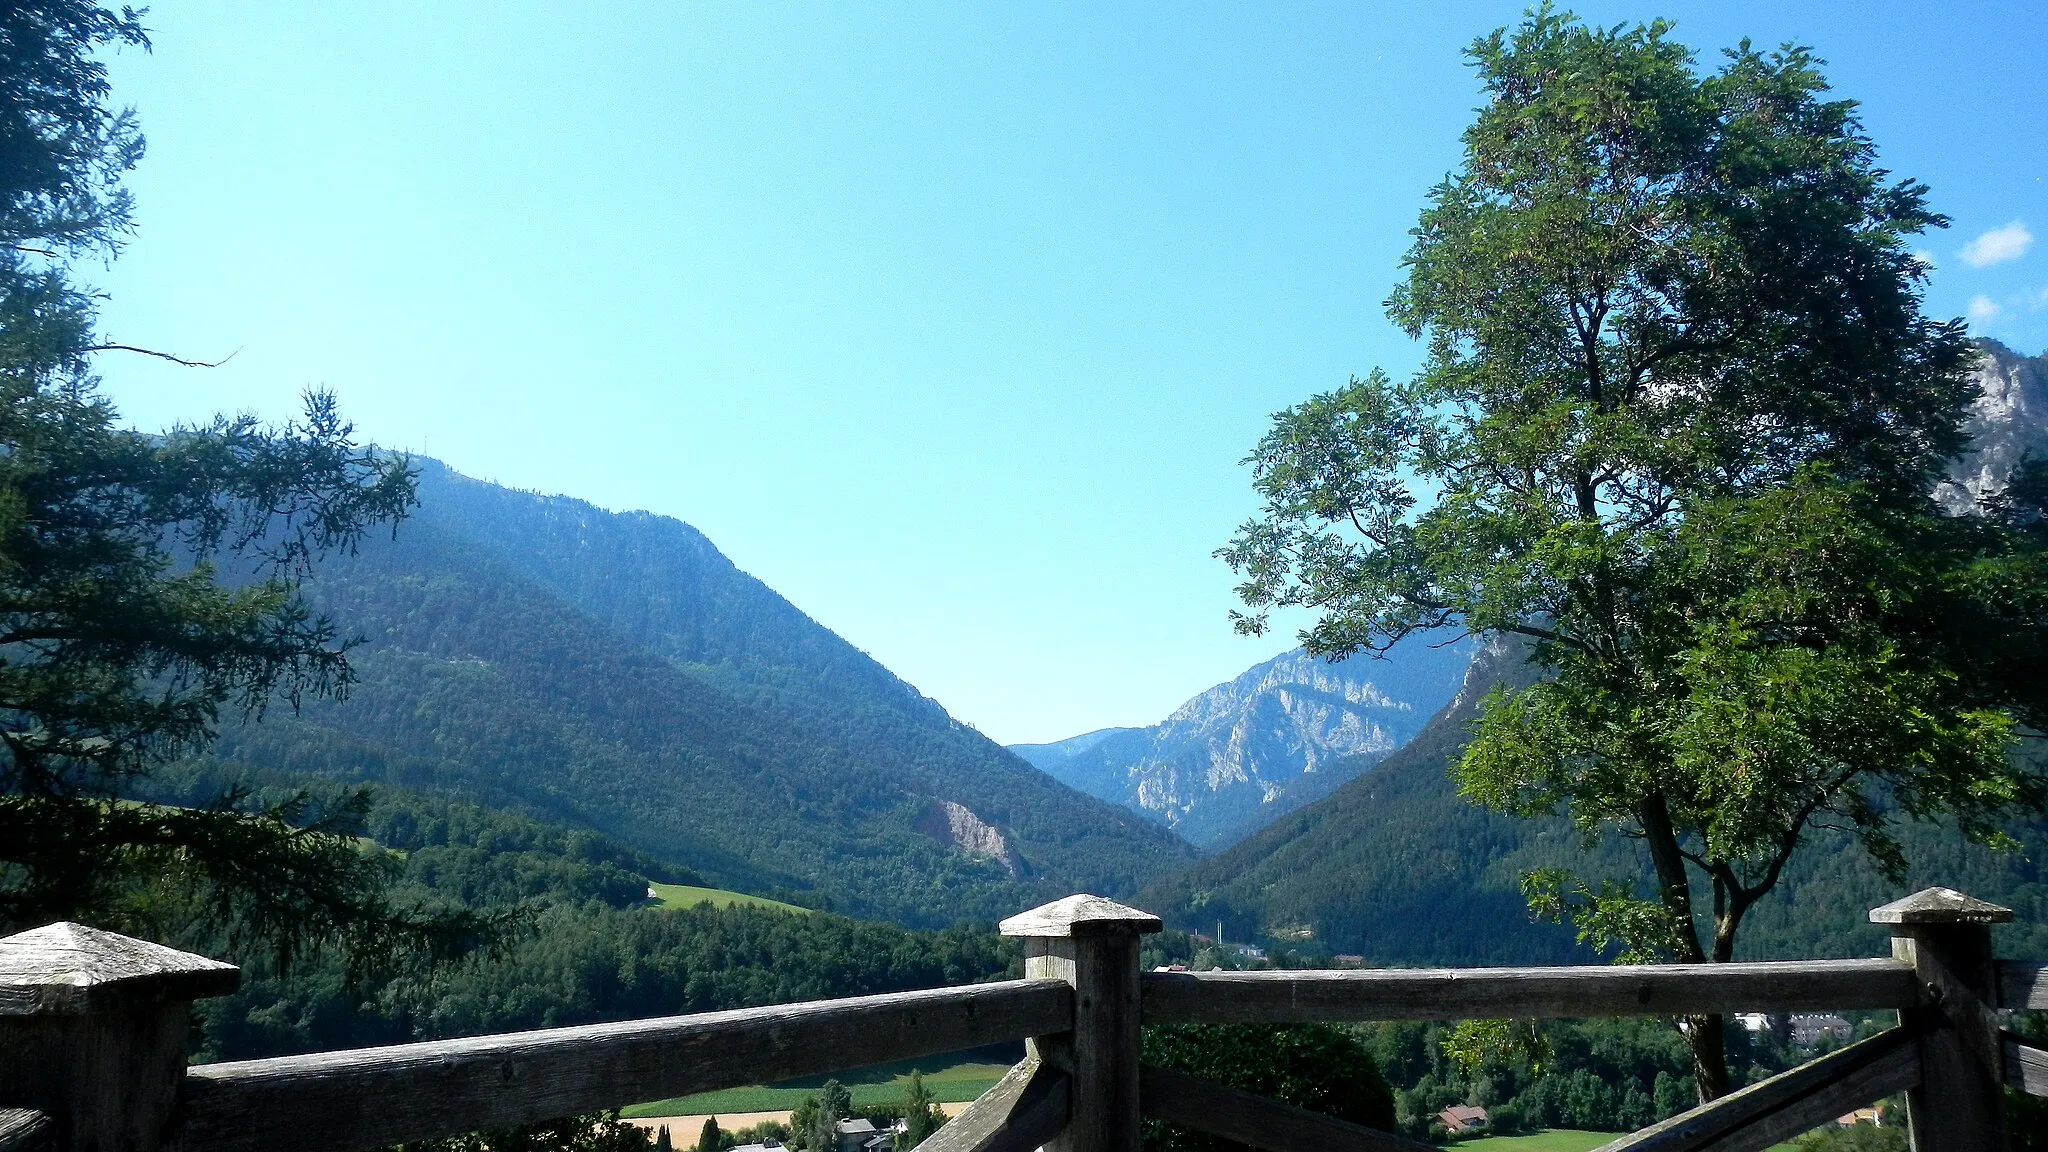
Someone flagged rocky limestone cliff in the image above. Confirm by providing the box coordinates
[1011,637,1473,849]
[915,800,1022,876]
[1938,339,2048,512]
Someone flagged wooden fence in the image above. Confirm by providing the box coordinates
[2,888,2044,1152]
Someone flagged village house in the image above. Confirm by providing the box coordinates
[837,1116,905,1152]
[1791,1014,1854,1046]
[835,1117,879,1152]
[1436,1105,1489,1135]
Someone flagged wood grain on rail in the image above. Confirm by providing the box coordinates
[2008,1034,2048,1098]
[1141,959,1916,1024]
[0,1110,53,1152]
[917,1059,1069,1152]
[175,980,1071,1152]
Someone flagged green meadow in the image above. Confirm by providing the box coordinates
[623,1060,1010,1117]
[646,883,813,915]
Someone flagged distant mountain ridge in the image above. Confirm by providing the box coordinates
[1011,638,1472,848]
[204,459,1195,927]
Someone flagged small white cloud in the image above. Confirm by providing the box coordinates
[1913,249,1937,269]
[1969,294,2002,322]
[1960,221,2033,268]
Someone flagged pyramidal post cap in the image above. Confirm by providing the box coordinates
[0,921,241,1016]
[1001,894,1164,938]
[1868,887,2014,926]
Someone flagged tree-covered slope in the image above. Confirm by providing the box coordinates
[207,463,1193,927]
[1139,642,2048,964]
[139,763,1020,1062]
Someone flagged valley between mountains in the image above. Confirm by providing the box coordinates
[185,340,2048,964]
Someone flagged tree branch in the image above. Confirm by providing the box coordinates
[83,343,239,368]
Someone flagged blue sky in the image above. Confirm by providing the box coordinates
[91,2,2048,744]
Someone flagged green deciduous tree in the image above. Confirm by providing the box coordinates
[894,1071,942,1152]
[0,1,466,968]
[1222,7,2048,1100]
[790,1081,851,1152]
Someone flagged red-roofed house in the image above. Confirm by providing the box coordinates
[1436,1105,1489,1134]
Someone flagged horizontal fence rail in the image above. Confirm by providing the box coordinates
[1999,960,2047,1009]
[1141,958,1920,1024]
[2008,1031,2048,1097]
[175,979,1072,1152]
[3,888,2042,1152]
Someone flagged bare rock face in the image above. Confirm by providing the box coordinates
[1012,637,1472,849]
[915,800,1021,876]
[1937,339,2048,512]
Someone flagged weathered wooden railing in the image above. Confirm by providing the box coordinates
[2,888,2043,1152]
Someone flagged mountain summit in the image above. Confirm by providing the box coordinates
[1011,638,1472,848]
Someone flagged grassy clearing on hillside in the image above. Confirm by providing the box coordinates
[646,882,811,914]
[622,1061,1009,1117]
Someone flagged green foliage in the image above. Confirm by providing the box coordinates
[694,1119,717,1152]
[895,1070,943,1152]
[1140,1023,1396,1152]
[1787,1124,1905,1152]
[729,1123,788,1149]
[790,1081,851,1152]
[388,1112,652,1152]
[1363,1016,1722,1140]
[1443,1020,1550,1079]
[1219,6,2048,1098]
[0,0,146,259]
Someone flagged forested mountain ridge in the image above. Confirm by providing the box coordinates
[203,461,1194,928]
[136,761,1022,1062]
[1141,341,2048,964]
[1010,638,1472,848]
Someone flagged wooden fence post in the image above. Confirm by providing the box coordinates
[1870,887,2009,1152]
[1001,895,1161,1152]
[0,922,240,1152]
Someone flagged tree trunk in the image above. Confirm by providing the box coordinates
[1637,795,1732,1103]
[1685,1013,1731,1103]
